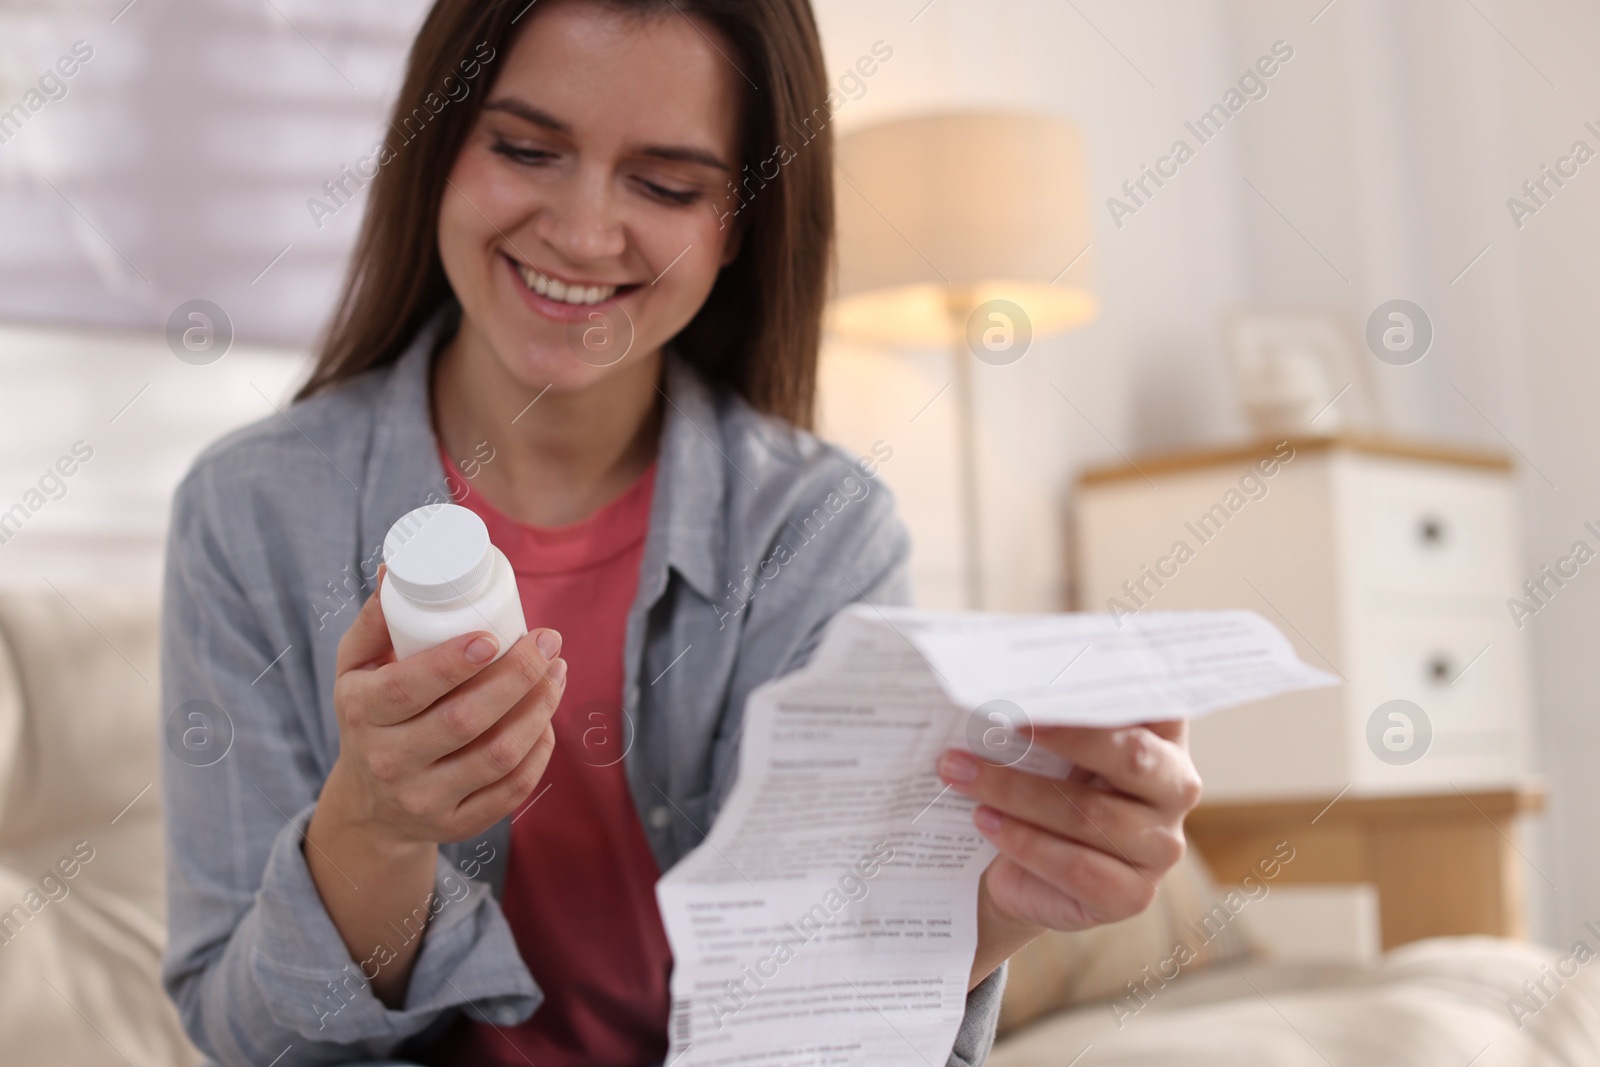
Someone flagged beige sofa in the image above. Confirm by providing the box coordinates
[0,588,197,1067]
[993,933,1600,1065]
[3,586,1599,1066]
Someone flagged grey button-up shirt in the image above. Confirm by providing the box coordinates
[160,315,1005,1066]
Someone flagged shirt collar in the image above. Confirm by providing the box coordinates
[357,310,726,605]
[645,347,726,604]
[356,312,453,580]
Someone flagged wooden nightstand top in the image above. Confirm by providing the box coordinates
[1185,782,1547,949]
[1078,434,1512,487]
[1187,782,1547,830]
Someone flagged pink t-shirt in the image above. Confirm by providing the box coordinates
[438,449,671,1067]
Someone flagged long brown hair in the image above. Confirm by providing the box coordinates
[295,0,833,428]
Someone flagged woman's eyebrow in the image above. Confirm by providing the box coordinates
[482,97,733,173]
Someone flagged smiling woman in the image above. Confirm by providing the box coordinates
[158,2,1202,1066]
[298,0,831,431]
[159,2,896,1065]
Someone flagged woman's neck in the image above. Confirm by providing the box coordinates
[431,320,665,528]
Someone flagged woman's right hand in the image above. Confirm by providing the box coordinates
[302,576,564,1005]
[322,571,566,847]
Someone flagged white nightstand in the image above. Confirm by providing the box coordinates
[1072,436,1535,801]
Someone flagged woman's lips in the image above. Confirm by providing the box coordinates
[504,254,639,324]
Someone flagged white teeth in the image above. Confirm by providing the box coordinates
[516,263,617,305]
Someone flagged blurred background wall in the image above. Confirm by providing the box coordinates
[0,0,1594,946]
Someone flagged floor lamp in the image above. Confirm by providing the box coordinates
[828,111,1099,609]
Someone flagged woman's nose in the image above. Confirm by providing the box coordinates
[534,167,627,263]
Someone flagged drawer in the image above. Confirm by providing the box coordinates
[1339,459,1515,598]
[1346,608,1530,789]
[1350,609,1527,735]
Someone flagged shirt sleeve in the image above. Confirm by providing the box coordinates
[948,964,1007,1067]
[159,461,538,1067]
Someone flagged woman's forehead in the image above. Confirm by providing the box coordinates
[488,1,743,159]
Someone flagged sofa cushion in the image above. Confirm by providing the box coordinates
[0,619,19,834]
[0,587,198,1067]
[997,847,1256,1036]
[990,936,1600,1066]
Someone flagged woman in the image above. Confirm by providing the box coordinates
[160,1,1202,1064]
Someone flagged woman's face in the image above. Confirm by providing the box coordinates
[438,0,744,394]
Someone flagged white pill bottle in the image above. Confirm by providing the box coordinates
[380,503,526,661]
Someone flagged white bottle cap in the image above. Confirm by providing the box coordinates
[383,503,495,605]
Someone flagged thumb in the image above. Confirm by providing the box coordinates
[335,564,394,674]
[1143,719,1188,745]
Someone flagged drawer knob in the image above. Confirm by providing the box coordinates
[1418,515,1447,546]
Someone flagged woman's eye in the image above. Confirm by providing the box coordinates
[641,180,700,206]
[491,141,555,165]
[490,140,698,206]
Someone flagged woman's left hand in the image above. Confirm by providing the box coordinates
[935,720,1204,989]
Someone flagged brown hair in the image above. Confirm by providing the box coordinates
[296,0,833,428]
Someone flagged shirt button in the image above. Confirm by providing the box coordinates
[648,805,672,830]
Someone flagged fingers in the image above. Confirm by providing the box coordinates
[401,630,564,749]
[974,805,1159,927]
[334,572,395,674]
[453,720,559,836]
[431,652,565,798]
[1023,723,1202,816]
[937,750,1186,873]
[1141,719,1187,744]
[348,623,562,729]
[982,856,1094,932]
[347,630,502,726]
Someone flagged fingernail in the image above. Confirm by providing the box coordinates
[974,807,1003,834]
[464,636,499,664]
[536,629,562,658]
[549,657,568,685]
[939,750,979,784]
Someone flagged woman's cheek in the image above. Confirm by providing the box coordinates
[635,239,718,340]
[436,185,498,298]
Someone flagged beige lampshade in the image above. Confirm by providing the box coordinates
[829,110,1098,348]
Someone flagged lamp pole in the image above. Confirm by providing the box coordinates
[945,288,984,610]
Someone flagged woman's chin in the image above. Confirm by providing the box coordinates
[490,332,628,394]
